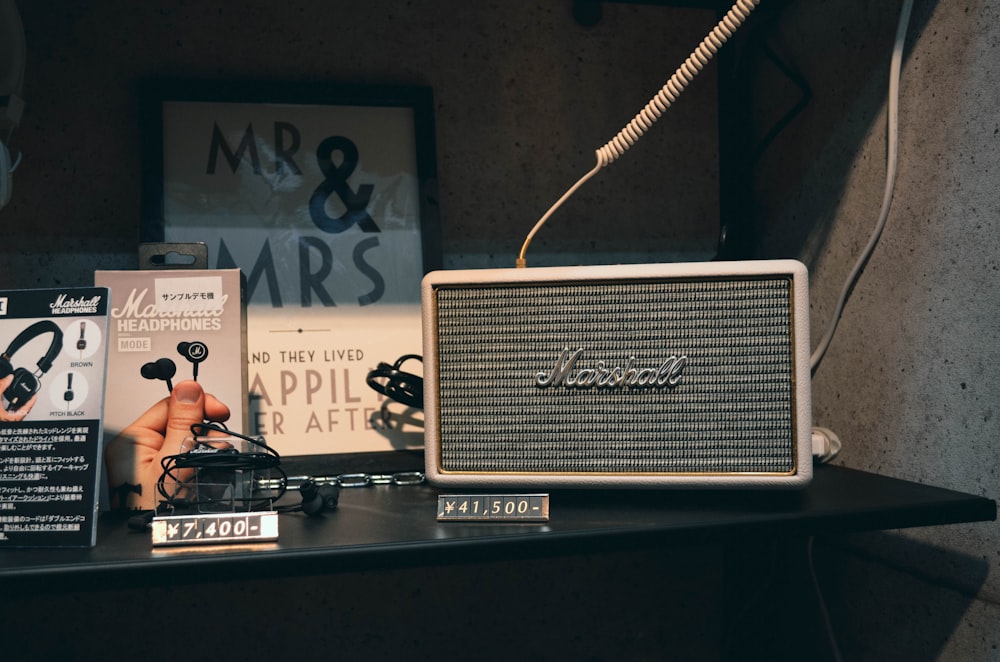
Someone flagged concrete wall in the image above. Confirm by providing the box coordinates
[1,1,996,659]
[751,0,999,659]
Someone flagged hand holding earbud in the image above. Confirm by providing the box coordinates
[104,380,230,510]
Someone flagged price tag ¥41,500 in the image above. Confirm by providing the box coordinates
[436,494,549,522]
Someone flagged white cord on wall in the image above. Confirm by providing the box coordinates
[809,5,916,653]
[810,0,915,374]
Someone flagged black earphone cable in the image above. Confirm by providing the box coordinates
[155,422,287,511]
[365,354,424,409]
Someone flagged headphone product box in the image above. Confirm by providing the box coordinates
[94,268,248,510]
[0,286,111,547]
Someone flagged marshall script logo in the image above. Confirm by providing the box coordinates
[535,348,687,390]
[50,293,103,315]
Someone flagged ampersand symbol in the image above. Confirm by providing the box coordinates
[309,136,380,234]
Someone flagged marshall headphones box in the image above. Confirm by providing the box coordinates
[0,286,111,547]
[422,259,813,490]
[94,268,248,509]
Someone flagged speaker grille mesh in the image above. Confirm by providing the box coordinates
[432,276,797,475]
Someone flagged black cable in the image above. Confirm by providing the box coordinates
[155,423,286,511]
[365,354,424,409]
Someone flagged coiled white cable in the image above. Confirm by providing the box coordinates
[517,0,761,267]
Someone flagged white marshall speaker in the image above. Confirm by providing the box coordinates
[421,259,813,490]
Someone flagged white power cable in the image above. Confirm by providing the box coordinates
[810,0,915,374]
[811,426,843,463]
[808,6,915,654]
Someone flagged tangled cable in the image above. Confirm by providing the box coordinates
[365,354,424,409]
[155,422,286,512]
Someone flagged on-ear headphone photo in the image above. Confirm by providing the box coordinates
[0,320,64,411]
[76,321,87,351]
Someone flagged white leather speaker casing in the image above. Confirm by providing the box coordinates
[422,260,812,490]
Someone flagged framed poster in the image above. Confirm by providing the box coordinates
[140,79,440,469]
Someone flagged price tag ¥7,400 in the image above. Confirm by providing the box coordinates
[436,494,549,522]
[151,511,279,546]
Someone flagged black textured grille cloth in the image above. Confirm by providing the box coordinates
[434,277,796,474]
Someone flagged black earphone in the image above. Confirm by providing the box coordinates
[298,479,340,517]
[0,320,64,411]
[176,341,208,380]
[141,357,177,392]
[142,340,208,393]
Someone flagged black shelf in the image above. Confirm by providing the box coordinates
[0,464,993,592]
